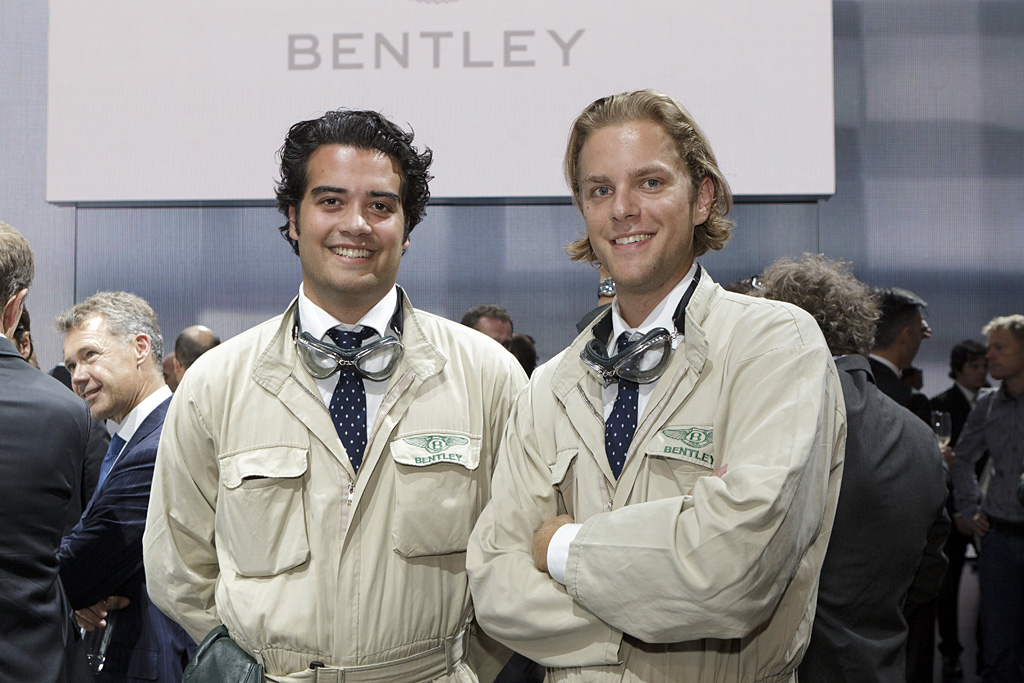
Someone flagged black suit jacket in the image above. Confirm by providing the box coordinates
[0,336,99,683]
[930,384,972,447]
[59,396,194,683]
[799,355,950,683]
[869,356,933,424]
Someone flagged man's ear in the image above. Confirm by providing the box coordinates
[2,288,28,338]
[694,177,714,224]
[133,333,152,369]
[172,355,185,382]
[288,206,299,241]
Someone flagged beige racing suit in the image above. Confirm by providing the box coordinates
[468,272,846,682]
[144,294,527,682]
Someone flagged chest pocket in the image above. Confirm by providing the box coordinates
[550,449,578,518]
[643,425,716,500]
[391,432,481,558]
[218,446,310,577]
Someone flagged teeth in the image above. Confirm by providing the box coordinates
[331,247,371,258]
[615,234,652,245]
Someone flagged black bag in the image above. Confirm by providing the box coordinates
[183,624,264,683]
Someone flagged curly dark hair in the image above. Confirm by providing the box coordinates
[275,109,433,255]
[762,253,880,357]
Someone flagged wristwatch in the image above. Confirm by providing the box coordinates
[598,277,616,297]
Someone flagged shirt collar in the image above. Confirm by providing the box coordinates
[114,384,172,443]
[955,381,979,404]
[609,263,696,351]
[297,283,399,342]
[868,353,901,378]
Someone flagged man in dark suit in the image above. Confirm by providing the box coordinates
[869,287,933,424]
[763,254,949,683]
[56,291,194,683]
[0,222,98,683]
[932,340,989,680]
[868,286,943,683]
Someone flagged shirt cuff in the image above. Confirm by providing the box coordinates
[547,523,582,585]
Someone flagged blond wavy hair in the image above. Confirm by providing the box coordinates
[983,314,1024,345]
[762,253,880,356]
[563,90,734,263]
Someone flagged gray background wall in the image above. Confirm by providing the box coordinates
[2,1,1022,397]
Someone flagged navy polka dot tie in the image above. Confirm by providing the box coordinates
[605,333,639,479]
[327,326,375,472]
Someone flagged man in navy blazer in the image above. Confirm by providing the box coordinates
[0,222,97,683]
[57,291,194,683]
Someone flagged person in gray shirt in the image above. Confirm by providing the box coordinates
[952,314,1024,682]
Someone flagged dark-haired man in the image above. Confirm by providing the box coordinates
[467,91,844,681]
[461,304,514,347]
[169,324,220,386]
[0,222,99,683]
[868,287,938,683]
[869,287,933,424]
[932,340,988,678]
[144,110,526,683]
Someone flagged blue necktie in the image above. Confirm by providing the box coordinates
[97,433,126,487]
[327,326,375,472]
[605,333,639,479]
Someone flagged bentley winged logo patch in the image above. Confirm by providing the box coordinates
[403,434,470,454]
[663,427,713,449]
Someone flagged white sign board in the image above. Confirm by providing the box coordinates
[47,1,834,202]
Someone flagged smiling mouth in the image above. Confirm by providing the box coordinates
[81,387,100,402]
[330,247,371,258]
[614,234,653,246]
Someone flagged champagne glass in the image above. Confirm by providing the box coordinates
[932,411,952,449]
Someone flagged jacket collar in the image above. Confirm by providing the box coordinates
[548,266,719,489]
[0,335,23,360]
[835,353,874,381]
[252,287,443,394]
[552,265,716,403]
[250,287,447,481]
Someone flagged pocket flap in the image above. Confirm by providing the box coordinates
[391,432,480,470]
[549,449,578,486]
[644,426,716,469]
[221,446,309,489]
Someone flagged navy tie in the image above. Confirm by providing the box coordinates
[327,326,375,472]
[605,333,639,479]
[97,433,126,488]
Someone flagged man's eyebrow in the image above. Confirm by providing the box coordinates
[369,190,400,203]
[629,164,669,179]
[581,174,610,186]
[309,185,348,196]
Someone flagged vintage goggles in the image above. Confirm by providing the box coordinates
[580,328,677,385]
[294,328,403,382]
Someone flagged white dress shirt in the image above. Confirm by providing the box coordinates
[296,283,399,437]
[107,384,173,464]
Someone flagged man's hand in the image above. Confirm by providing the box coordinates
[533,514,575,573]
[687,464,728,496]
[75,596,130,631]
[940,445,954,468]
[968,511,990,537]
[953,513,973,537]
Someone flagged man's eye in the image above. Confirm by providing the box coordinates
[593,186,611,197]
[643,178,661,189]
[371,202,394,213]
[320,197,338,206]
